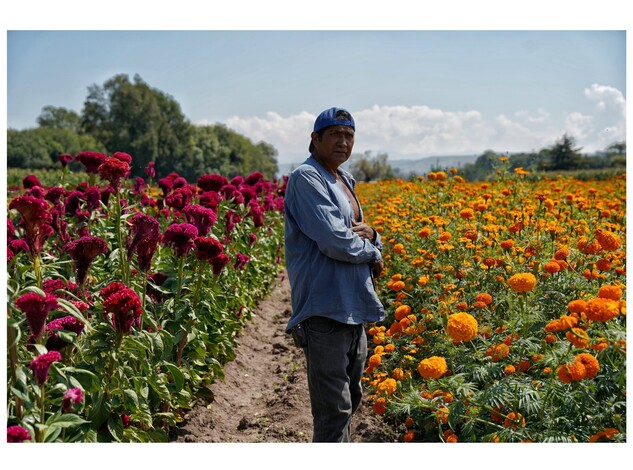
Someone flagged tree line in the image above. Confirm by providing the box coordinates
[8,74,278,181]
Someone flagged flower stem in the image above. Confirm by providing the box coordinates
[33,253,42,289]
[114,189,129,285]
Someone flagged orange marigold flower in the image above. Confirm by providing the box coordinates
[567,299,587,314]
[575,353,599,379]
[566,328,589,348]
[491,406,504,423]
[417,356,448,379]
[507,273,537,292]
[590,338,609,351]
[589,428,619,442]
[504,365,516,374]
[504,412,526,429]
[500,239,514,250]
[403,431,415,442]
[394,304,412,320]
[474,293,493,305]
[446,312,478,343]
[559,314,578,329]
[405,417,414,428]
[543,260,561,274]
[585,297,619,322]
[439,232,452,242]
[384,343,396,353]
[435,407,449,424]
[390,280,406,292]
[557,361,586,383]
[373,397,387,415]
[377,378,397,395]
[368,354,382,368]
[595,258,613,272]
[597,285,623,301]
[418,227,432,238]
[545,334,557,344]
[595,228,621,251]
[554,246,570,260]
[417,275,429,287]
[486,343,510,362]
[460,208,474,219]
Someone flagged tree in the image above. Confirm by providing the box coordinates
[80,73,193,177]
[541,134,583,171]
[349,151,396,182]
[8,127,106,169]
[37,106,81,132]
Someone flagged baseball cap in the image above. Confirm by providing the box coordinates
[313,107,355,132]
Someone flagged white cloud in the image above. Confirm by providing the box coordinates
[209,84,625,163]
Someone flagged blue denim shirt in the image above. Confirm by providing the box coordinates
[284,156,385,332]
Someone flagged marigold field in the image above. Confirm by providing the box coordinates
[357,163,626,443]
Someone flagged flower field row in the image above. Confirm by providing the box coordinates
[357,163,626,442]
[7,152,286,442]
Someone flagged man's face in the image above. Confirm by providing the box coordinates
[311,125,355,168]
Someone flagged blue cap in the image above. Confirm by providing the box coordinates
[313,107,355,132]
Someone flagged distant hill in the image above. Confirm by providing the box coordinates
[276,154,479,178]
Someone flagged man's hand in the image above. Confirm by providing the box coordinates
[371,259,384,278]
[351,220,375,241]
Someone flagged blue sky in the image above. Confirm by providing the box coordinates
[3,4,629,165]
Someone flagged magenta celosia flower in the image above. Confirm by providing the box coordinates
[23,174,42,189]
[184,204,217,236]
[98,156,131,190]
[9,195,53,256]
[100,282,143,334]
[83,186,102,212]
[65,236,108,285]
[45,315,86,350]
[136,237,160,272]
[7,425,32,443]
[158,177,174,196]
[165,186,194,211]
[245,171,265,185]
[111,151,132,164]
[29,350,62,386]
[194,236,224,261]
[234,252,250,270]
[197,174,228,193]
[62,387,83,413]
[128,213,160,254]
[198,191,220,211]
[161,223,198,257]
[239,185,257,203]
[145,161,156,179]
[133,177,146,194]
[211,253,231,275]
[75,151,107,174]
[225,210,241,234]
[219,184,244,204]
[15,292,59,341]
[248,200,265,227]
[58,153,73,167]
[44,186,67,205]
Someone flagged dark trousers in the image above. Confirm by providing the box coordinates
[302,316,367,442]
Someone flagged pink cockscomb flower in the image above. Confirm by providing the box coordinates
[29,350,62,386]
[165,186,194,211]
[62,387,84,413]
[198,191,220,211]
[225,210,242,235]
[45,315,86,350]
[234,252,250,270]
[23,174,42,190]
[184,204,217,236]
[162,223,199,257]
[145,161,156,179]
[58,153,74,168]
[98,156,130,190]
[194,236,224,262]
[65,236,108,285]
[128,213,160,271]
[197,174,228,193]
[211,253,231,276]
[9,195,54,256]
[75,151,107,174]
[7,425,32,443]
[100,282,143,334]
[15,292,59,341]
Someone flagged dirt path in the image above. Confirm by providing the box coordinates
[169,270,398,443]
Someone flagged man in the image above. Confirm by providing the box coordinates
[284,107,385,442]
